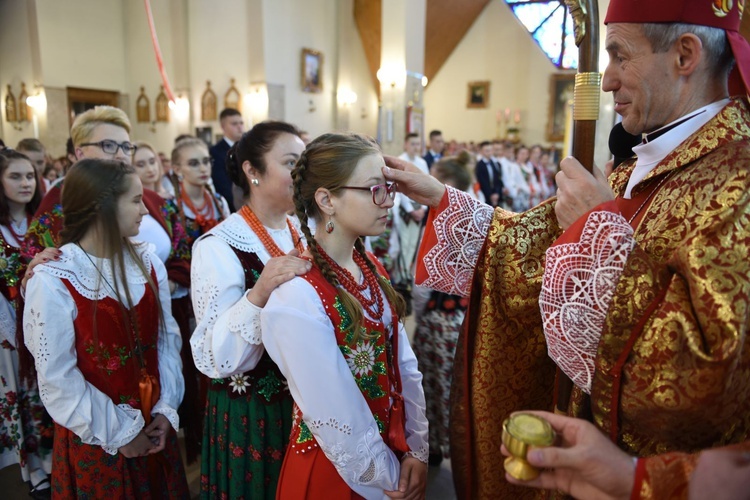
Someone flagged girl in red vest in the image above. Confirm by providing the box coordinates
[261,133,429,499]
[23,159,189,498]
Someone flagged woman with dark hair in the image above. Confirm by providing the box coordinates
[23,159,188,498]
[190,121,310,499]
[0,150,52,498]
[261,133,429,499]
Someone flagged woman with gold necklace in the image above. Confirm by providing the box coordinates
[172,137,230,246]
[190,121,311,499]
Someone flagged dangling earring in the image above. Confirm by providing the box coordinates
[251,178,259,186]
[325,216,335,233]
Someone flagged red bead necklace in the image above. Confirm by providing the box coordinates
[181,185,218,233]
[239,205,305,257]
[318,246,384,320]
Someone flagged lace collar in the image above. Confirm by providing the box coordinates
[36,242,154,301]
[201,212,305,254]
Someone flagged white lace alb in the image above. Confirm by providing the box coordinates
[540,210,636,393]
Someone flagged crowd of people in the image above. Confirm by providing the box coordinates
[0,0,749,498]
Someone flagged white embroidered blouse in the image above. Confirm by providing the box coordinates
[261,276,429,499]
[190,212,301,379]
[22,242,184,455]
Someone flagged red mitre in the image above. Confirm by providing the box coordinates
[605,0,750,95]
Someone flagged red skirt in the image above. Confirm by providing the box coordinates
[276,446,364,500]
[51,423,189,499]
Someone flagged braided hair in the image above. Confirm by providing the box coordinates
[291,133,406,343]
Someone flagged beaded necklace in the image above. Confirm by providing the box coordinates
[318,245,383,320]
[180,186,217,233]
[239,205,305,257]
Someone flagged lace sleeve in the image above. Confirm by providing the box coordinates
[397,323,429,463]
[190,236,265,378]
[418,186,494,296]
[261,278,401,498]
[23,271,145,453]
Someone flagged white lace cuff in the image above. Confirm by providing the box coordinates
[230,290,263,345]
[420,186,494,296]
[151,400,180,431]
[101,404,145,455]
[171,283,189,299]
[405,445,429,464]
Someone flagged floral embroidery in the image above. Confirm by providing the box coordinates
[84,341,132,375]
[257,372,283,402]
[344,341,377,377]
[228,374,250,394]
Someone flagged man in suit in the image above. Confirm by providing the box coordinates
[423,129,444,171]
[209,108,245,212]
[474,140,503,207]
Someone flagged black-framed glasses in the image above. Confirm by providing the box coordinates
[339,182,396,205]
[184,157,213,168]
[80,140,137,155]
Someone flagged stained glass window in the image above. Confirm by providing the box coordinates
[503,1,578,69]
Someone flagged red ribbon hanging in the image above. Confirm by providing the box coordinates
[143,0,176,103]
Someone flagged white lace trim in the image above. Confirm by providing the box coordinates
[420,186,493,296]
[540,211,636,394]
[229,293,262,345]
[308,417,353,435]
[35,242,154,301]
[204,212,303,255]
[23,307,47,365]
[0,300,16,346]
[151,400,180,431]
[406,444,429,464]
[324,425,391,486]
[102,404,145,455]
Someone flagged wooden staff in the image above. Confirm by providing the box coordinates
[556,0,602,414]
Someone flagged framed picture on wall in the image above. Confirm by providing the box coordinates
[195,126,212,146]
[546,73,575,142]
[467,81,489,109]
[301,48,323,93]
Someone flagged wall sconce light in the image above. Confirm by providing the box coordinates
[377,65,406,88]
[25,91,47,112]
[337,89,358,107]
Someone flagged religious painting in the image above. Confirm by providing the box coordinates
[301,48,323,93]
[201,81,217,122]
[224,78,241,111]
[467,81,490,109]
[136,86,150,123]
[406,106,424,145]
[546,73,575,142]
[5,85,17,123]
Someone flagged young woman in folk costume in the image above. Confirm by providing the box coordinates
[0,150,53,499]
[23,159,189,498]
[190,121,310,499]
[19,106,199,463]
[172,138,230,246]
[133,141,173,199]
[261,133,429,499]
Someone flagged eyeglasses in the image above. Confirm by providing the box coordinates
[79,140,137,156]
[339,182,396,205]
[183,157,213,168]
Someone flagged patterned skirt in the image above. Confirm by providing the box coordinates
[51,424,188,499]
[200,361,293,500]
[0,340,53,481]
[412,291,467,457]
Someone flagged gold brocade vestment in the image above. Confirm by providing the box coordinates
[448,98,750,499]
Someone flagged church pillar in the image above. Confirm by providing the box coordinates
[378,0,426,155]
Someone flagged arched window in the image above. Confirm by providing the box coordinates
[504,1,578,69]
